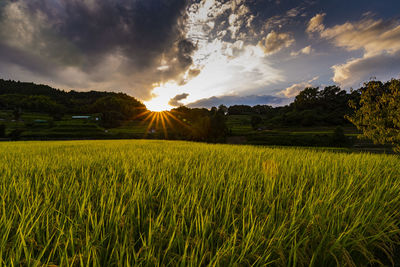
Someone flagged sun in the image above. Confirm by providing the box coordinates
[144,96,173,112]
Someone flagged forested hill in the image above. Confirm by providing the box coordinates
[0,79,146,125]
[0,78,362,129]
[0,79,121,100]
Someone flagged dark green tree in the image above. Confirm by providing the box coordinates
[227,105,253,115]
[347,79,400,152]
[90,95,145,128]
[209,112,228,142]
[251,115,262,129]
[217,105,228,115]
[293,87,320,110]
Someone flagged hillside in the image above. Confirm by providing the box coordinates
[0,79,145,117]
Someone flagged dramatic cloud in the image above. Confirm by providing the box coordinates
[2,0,400,108]
[169,93,189,107]
[332,52,400,87]
[258,31,295,55]
[306,13,326,34]
[290,45,314,56]
[143,0,286,110]
[0,0,195,99]
[320,18,400,56]
[309,14,400,86]
[187,94,285,108]
[279,76,319,97]
[263,5,307,32]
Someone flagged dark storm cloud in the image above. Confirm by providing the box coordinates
[0,43,56,78]
[187,94,285,108]
[161,39,197,86]
[2,0,400,107]
[169,93,189,107]
[0,0,195,98]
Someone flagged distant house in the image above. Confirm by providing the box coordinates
[72,116,91,119]
[71,116,100,121]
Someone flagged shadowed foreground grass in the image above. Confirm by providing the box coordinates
[0,140,399,266]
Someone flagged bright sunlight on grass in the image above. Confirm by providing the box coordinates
[0,140,399,266]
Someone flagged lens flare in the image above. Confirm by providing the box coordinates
[134,109,189,139]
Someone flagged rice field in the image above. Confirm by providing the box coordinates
[0,140,399,266]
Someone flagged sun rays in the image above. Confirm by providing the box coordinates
[134,109,189,139]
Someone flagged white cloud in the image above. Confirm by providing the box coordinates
[320,19,400,57]
[258,31,295,55]
[309,14,400,86]
[286,8,300,17]
[278,76,319,97]
[332,52,400,87]
[263,5,306,32]
[306,13,326,34]
[146,0,285,107]
[187,0,252,41]
[179,42,284,104]
[290,45,314,56]
[187,94,285,108]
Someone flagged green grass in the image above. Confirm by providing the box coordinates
[0,140,400,266]
[225,115,365,148]
[108,123,148,136]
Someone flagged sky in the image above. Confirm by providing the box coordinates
[1,0,400,111]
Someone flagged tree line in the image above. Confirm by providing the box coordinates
[0,78,399,150]
[227,85,360,128]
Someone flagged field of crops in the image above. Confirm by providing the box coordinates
[1,140,399,266]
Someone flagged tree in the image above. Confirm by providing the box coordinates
[347,79,400,152]
[210,106,218,114]
[209,112,228,142]
[217,105,228,115]
[251,115,263,129]
[227,105,253,115]
[169,106,227,142]
[253,105,273,115]
[293,87,320,110]
[90,95,145,128]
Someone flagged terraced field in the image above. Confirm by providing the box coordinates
[0,140,399,266]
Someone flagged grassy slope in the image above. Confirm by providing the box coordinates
[1,111,383,151]
[226,114,359,136]
[0,111,153,140]
[0,140,399,266]
[225,115,394,152]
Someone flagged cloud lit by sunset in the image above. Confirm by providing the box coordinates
[1,0,400,110]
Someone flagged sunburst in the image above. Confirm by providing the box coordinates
[134,109,190,139]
